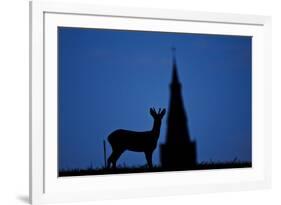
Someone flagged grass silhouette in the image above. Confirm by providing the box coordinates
[59,160,251,177]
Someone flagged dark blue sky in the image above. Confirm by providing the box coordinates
[58,27,252,170]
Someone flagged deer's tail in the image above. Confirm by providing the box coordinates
[107,133,113,145]
[107,130,117,146]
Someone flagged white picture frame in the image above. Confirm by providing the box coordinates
[29,1,272,204]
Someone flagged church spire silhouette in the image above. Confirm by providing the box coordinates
[160,49,197,169]
[172,48,180,85]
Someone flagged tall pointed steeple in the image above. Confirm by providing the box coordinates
[172,47,180,85]
[160,49,197,169]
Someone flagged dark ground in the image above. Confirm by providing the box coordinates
[59,161,252,177]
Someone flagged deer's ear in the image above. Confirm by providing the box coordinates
[160,108,166,118]
[150,108,155,117]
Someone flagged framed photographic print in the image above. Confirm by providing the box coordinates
[30,1,271,204]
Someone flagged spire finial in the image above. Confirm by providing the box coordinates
[170,47,180,84]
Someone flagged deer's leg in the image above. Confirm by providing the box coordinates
[108,149,124,169]
[113,149,124,168]
[145,151,153,169]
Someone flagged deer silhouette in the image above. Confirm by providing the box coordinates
[107,108,166,169]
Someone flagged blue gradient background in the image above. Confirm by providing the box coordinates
[58,27,252,170]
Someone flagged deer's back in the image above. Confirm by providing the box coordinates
[107,129,156,152]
